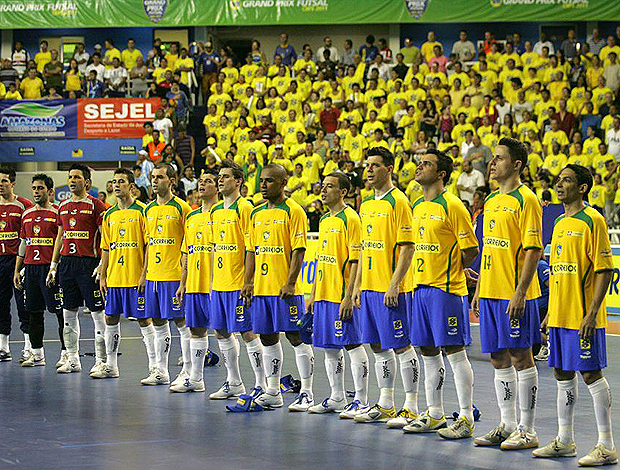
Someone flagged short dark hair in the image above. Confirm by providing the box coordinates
[326,171,351,196]
[220,159,245,182]
[69,163,91,181]
[367,146,394,168]
[565,164,593,198]
[426,149,453,185]
[32,173,53,190]
[0,167,16,183]
[114,167,135,185]
[202,168,219,179]
[154,163,177,180]
[498,137,528,169]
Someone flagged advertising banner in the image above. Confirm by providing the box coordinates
[0,99,77,140]
[0,138,141,162]
[77,97,159,140]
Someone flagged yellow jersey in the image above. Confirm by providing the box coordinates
[181,207,213,294]
[211,197,253,292]
[314,206,362,303]
[479,185,542,300]
[359,187,414,293]
[411,191,478,296]
[100,201,147,287]
[144,196,191,282]
[250,198,307,296]
[548,207,613,329]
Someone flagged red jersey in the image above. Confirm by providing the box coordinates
[20,205,59,265]
[58,195,106,258]
[0,196,33,256]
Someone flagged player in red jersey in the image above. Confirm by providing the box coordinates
[0,167,34,363]
[13,174,64,367]
[46,164,107,374]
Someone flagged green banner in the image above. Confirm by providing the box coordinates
[1,0,618,29]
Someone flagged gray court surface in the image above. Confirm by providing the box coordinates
[0,311,618,470]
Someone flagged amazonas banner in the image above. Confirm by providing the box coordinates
[0,99,77,140]
[0,0,618,28]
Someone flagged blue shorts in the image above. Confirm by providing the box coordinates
[410,286,471,347]
[143,280,184,320]
[210,290,252,333]
[251,295,304,334]
[548,327,607,371]
[313,300,362,349]
[105,286,145,318]
[185,293,210,329]
[359,291,410,349]
[479,298,541,353]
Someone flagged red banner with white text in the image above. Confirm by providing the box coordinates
[77,98,159,139]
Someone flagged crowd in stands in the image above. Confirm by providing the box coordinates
[4,27,620,229]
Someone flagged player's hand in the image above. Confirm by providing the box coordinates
[137,273,146,294]
[339,295,353,321]
[383,284,399,308]
[100,276,107,301]
[175,284,185,307]
[540,313,549,333]
[306,296,315,315]
[352,286,362,309]
[506,290,526,320]
[46,268,57,287]
[241,283,253,307]
[464,268,478,287]
[579,313,597,341]
[470,294,480,318]
[92,263,101,282]
[279,283,295,299]
[13,272,23,291]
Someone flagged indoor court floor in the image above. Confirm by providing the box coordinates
[0,309,618,470]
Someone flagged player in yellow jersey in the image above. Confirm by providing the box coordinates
[472,138,543,450]
[534,165,616,465]
[169,169,219,393]
[241,164,311,410]
[141,164,192,387]
[305,172,369,416]
[351,147,417,425]
[207,161,266,399]
[405,150,479,438]
[97,168,147,379]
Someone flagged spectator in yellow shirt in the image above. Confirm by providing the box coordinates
[121,38,143,70]
[19,68,44,99]
[103,38,121,69]
[34,40,51,73]
[421,31,442,63]
[542,118,569,155]
[5,83,22,100]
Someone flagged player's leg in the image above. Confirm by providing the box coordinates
[14,285,31,363]
[171,316,191,385]
[90,312,121,378]
[77,257,106,372]
[0,256,14,360]
[41,265,66,368]
[22,311,44,366]
[339,343,369,419]
[57,258,83,373]
[134,290,156,375]
[240,329,266,394]
[143,280,171,385]
[21,265,46,367]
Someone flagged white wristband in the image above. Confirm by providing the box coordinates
[50,261,58,270]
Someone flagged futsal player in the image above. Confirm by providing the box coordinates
[306,171,370,416]
[404,150,478,438]
[471,138,542,449]
[47,164,107,374]
[533,164,617,466]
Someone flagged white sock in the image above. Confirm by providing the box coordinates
[90,310,106,362]
[33,347,44,358]
[63,309,80,360]
[557,376,578,444]
[293,343,314,397]
[447,350,474,423]
[189,336,208,382]
[0,334,8,351]
[422,354,445,419]
[398,347,419,413]
[154,323,171,372]
[177,325,192,374]
[139,324,157,369]
[347,345,369,404]
[517,366,538,432]
[374,350,396,409]
[23,333,32,351]
[324,348,345,401]
[494,366,518,433]
[588,377,615,449]
[104,323,120,368]
[263,342,283,395]
[218,335,242,385]
[245,338,266,389]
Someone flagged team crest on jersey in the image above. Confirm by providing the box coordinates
[556,245,562,256]
[0,221,5,230]
[69,218,76,228]
[322,239,327,249]
[366,224,372,235]
[197,231,203,239]
[489,219,495,230]
[419,226,425,237]
[510,318,520,329]
[263,231,270,241]
[157,224,163,232]
[220,230,225,239]
[119,228,125,237]
[448,317,457,327]
[580,339,591,350]
[33,225,41,235]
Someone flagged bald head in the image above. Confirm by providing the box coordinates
[262,163,288,182]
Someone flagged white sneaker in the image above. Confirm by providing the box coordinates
[500,425,539,450]
[578,443,618,466]
[532,437,577,458]
[171,370,190,387]
[170,378,205,393]
[57,358,82,373]
[339,400,370,419]
[90,364,120,379]
[140,368,170,385]
[209,381,246,399]
[89,359,105,375]
[386,408,418,429]
[56,351,69,368]
[18,349,33,365]
[254,391,284,408]
[288,392,314,412]
[308,397,346,414]
[534,345,549,361]
[437,416,475,439]
[21,354,46,367]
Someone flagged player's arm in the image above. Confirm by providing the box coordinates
[13,239,26,290]
[138,245,148,293]
[461,246,479,268]
[241,250,255,307]
[279,248,306,298]
[339,260,359,321]
[306,256,318,315]
[352,249,363,308]
[175,253,187,305]
[384,242,414,307]
[507,246,541,320]
[46,227,64,286]
[99,249,109,299]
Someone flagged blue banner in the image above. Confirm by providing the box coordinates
[0,99,78,140]
[0,138,141,162]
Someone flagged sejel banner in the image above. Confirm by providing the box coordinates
[0,0,618,29]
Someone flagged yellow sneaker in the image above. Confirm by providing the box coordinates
[354,404,397,423]
[386,408,418,429]
[578,444,618,467]
[403,410,447,433]
[437,416,475,439]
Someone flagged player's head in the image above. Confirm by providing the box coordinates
[198,168,218,201]
[112,168,135,200]
[490,137,527,183]
[0,167,16,199]
[321,171,351,208]
[31,173,54,205]
[151,163,176,197]
[260,163,288,202]
[415,150,453,187]
[556,164,593,204]
[68,164,91,197]
[366,147,394,190]
[218,160,245,197]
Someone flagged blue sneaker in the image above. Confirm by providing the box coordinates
[205,350,219,366]
[308,397,346,414]
[339,399,370,419]
[288,392,314,412]
[249,386,264,398]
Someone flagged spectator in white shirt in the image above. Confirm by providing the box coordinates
[153,107,174,143]
[180,165,198,194]
[587,28,606,55]
[460,130,475,156]
[103,57,127,97]
[10,41,29,76]
[606,116,620,160]
[366,54,390,81]
[457,159,485,205]
[85,53,105,82]
[73,43,90,74]
[534,31,555,56]
[603,51,620,93]
[452,30,476,63]
[495,95,512,123]
[316,36,339,63]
